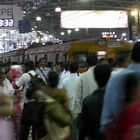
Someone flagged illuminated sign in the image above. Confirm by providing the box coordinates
[0,5,23,29]
[0,19,14,27]
[61,10,128,28]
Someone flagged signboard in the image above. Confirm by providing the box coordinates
[0,5,23,29]
[61,10,128,28]
[18,20,31,33]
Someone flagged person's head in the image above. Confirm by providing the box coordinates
[99,58,108,64]
[48,71,59,88]
[63,62,69,71]
[39,58,46,68]
[131,42,140,63]
[94,64,111,88]
[125,73,140,104]
[115,54,130,68]
[87,53,98,67]
[47,62,53,69]
[69,61,79,73]
[24,61,35,72]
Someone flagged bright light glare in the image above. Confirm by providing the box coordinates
[2,33,6,37]
[35,38,40,43]
[49,35,53,38]
[67,30,72,34]
[61,32,65,35]
[75,28,79,31]
[97,51,106,56]
[55,7,61,12]
[122,33,127,37]
[61,11,128,28]
[131,10,138,16]
[10,30,15,34]
[36,16,41,21]
[44,35,48,41]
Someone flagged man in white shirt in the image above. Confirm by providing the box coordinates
[16,61,36,89]
[58,62,70,88]
[61,61,80,113]
[36,58,51,84]
[73,53,98,116]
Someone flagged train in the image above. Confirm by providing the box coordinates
[0,39,132,68]
[0,42,69,64]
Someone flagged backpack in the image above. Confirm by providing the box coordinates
[26,73,46,99]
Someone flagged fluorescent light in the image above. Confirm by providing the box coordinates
[36,16,41,21]
[55,7,61,12]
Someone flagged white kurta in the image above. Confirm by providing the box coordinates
[73,66,98,116]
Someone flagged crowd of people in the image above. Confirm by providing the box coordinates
[0,41,140,140]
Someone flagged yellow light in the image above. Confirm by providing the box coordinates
[131,10,138,16]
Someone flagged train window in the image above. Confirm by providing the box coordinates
[74,52,87,67]
[97,51,107,59]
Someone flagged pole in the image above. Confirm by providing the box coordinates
[128,11,133,40]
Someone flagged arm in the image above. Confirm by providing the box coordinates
[15,73,31,89]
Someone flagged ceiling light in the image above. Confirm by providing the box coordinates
[67,30,72,34]
[49,35,53,38]
[122,33,127,37]
[75,28,79,32]
[36,16,41,21]
[55,7,61,12]
[61,32,65,35]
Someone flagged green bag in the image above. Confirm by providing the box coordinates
[45,98,72,127]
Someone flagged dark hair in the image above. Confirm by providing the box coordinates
[25,61,35,71]
[87,53,98,67]
[99,58,105,64]
[94,64,111,88]
[115,54,129,67]
[63,62,69,71]
[69,61,79,73]
[48,71,59,88]
[124,73,140,104]
[131,42,140,63]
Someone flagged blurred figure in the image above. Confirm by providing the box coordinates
[58,62,70,88]
[106,74,140,140]
[47,61,54,71]
[99,58,108,64]
[101,42,140,132]
[61,61,80,113]
[47,71,69,109]
[112,54,130,75]
[73,53,98,117]
[16,61,36,90]
[118,74,140,140]
[0,69,14,140]
[43,71,71,140]
[107,58,115,71]
[79,64,111,140]
[36,58,51,84]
